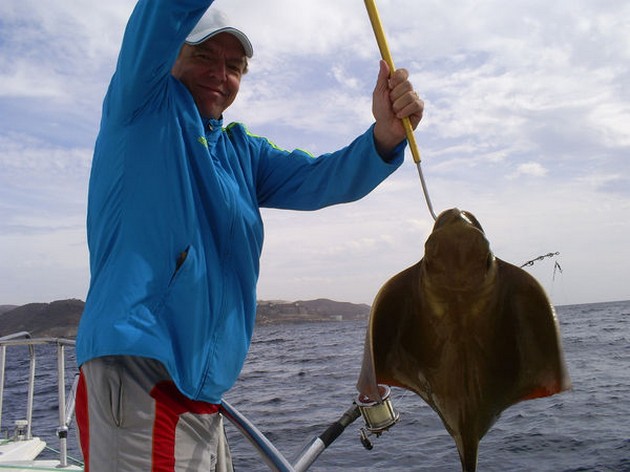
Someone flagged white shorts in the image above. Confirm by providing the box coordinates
[76,355,233,471]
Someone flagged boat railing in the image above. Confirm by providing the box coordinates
[0,332,79,468]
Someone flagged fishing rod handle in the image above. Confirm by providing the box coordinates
[364,0,421,164]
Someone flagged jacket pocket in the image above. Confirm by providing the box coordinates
[169,245,191,287]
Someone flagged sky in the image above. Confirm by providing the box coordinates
[1,0,628,307]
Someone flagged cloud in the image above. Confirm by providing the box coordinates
[509,162,549,179]
[0,132,91,244]
[1,0,629,305]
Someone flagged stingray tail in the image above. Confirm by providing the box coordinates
[456,435,479,472]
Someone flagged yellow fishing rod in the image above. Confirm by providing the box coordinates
[364,0,438,221]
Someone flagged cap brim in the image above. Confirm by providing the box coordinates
[185,27,253,58]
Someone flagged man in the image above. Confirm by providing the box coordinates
[76,1,424,470]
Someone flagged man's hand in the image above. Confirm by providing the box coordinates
[372,60,424,158]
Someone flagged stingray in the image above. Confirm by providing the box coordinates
[357,208,571,472]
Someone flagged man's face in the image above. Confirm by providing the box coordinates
[171,32,247,120]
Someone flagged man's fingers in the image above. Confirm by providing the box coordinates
[390,84,423,121]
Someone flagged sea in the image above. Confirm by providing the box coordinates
[0,300,628,471]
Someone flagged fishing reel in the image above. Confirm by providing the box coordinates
[355,385,400,450]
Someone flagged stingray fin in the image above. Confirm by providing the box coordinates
[357,263,422,401]
[496,259,572,402]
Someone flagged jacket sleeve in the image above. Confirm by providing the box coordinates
[253,125,405,210]
[104,0,214,122]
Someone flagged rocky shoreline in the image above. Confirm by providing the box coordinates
[0,298,371,338]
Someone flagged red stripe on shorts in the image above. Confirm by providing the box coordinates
[75,370,90,472]
[149,381,220,471]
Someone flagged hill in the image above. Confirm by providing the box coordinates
[0,298,370,338]
[256,298,370,324]
[0,299,85,338]
[0,305,18,316]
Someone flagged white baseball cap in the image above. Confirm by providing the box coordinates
[186,9,253,58]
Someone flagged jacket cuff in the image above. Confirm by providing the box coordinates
[369,123,407,165]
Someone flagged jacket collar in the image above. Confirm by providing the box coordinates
[204,116,223,133]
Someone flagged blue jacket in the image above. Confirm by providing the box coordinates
[77,0,404,403]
